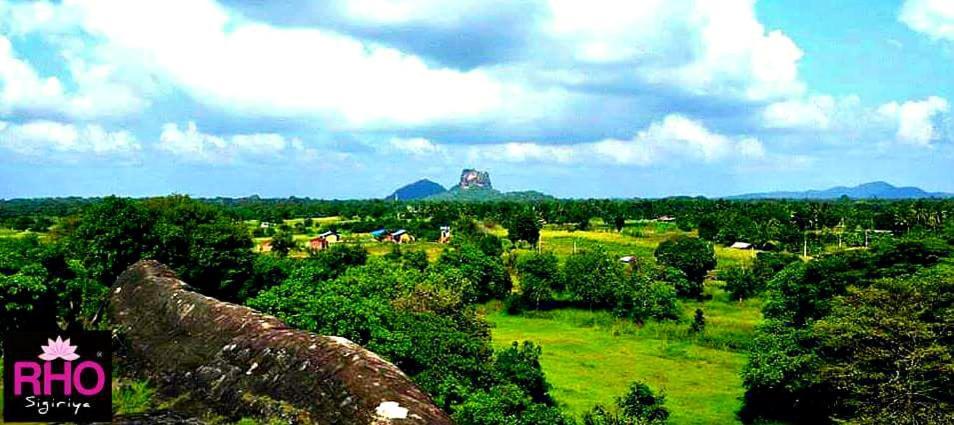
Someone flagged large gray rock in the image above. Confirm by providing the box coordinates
[110,260,453,425]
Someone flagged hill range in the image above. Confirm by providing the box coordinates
[389,174,950,201]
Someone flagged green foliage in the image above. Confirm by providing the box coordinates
[453,384,571,425]
[249,257,559,423]
[438,242,512,301]
[564,246,625,307]
[0,237,103,343]
[689,309,705,334]
[813,270,954,423]
[269,229,295,257]
[516,251,561,309]
[613,272,679,323]
[508,209,541,246]
[69,197,153,285]
[67,195,256,301]
[614,216,626,232]
[719,266,757,301]
[113,380,155,415]
[742,239,952,422]
[653,236,716,297]
[494,341,552,404]
[583,381,669,425]
[243,254,295,300]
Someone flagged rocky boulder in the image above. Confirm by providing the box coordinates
[110,260,452,425]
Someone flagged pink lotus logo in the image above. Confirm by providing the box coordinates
[38,337,80,362]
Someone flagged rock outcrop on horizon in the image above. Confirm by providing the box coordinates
[457,169,493,190]
[110,260,452,425]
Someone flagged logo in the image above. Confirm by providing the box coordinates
[3,332,112,423]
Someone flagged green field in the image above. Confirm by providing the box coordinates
[481,222,759,424]
[248,217,761,423]
[486,288,760,424]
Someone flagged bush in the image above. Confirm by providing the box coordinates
[583,381,670,425]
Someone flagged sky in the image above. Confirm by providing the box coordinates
[0,0,953,199]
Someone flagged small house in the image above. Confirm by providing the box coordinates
[318,230,340,243]
[656,215,676,222]
[309,237,329,251]
[439,226,452,244]
[258,240,272,252]
[260,221,272,229]
[391,229,415,244]
[370,229,388,241]
[619,255,637,264]
[729,242,753,250]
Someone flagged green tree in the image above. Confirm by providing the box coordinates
[564,247,625,307]
[653,236,716,297]
[614,215,626,232]
[516,251,560,309]
[813,272,954,423]
[438,242,512,301]
[270,229,296,257]
[690,308,705,333]
[508,209,541,247]
[719,266,758,301]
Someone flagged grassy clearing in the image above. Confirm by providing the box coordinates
[485,289,759,425]
[482,223,760,424]
[0,228,45,239]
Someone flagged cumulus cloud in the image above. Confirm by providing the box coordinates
[157,121,331,164]
[877,96,950,146]
[900,0,954,42]
[2,0,806,134]
[457,114,766,166]
[0,119,140,159]
[21,0,558,130]
[762,96,839,130]
[0,35,147,121]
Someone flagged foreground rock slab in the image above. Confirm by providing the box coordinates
[111,260,452,425]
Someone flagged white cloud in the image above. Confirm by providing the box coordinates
[157,121,324,164]
[0,35,147,120]
[900,0,954,42]
[1,0,806,134]
[30,0,557,130]
[462,114,765,166]
[543,0,805,101]
[877,96,950,146]
[762,96,838,130]
[388,137,444,157]
[0,119,140,158]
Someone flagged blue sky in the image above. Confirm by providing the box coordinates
[1,0,952,199]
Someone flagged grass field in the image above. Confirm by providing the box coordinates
[480,222,760,424]
[485,286,760,425]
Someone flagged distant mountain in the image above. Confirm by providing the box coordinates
[728,181,952,200]
[387,179,447,200]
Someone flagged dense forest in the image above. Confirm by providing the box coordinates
[1,195,952,424]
